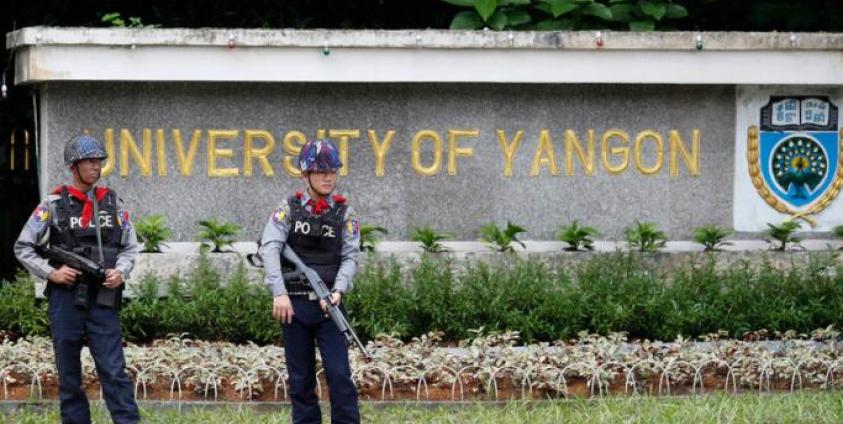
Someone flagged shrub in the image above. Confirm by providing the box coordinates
[134,214,172,253]
[833,225,843,250]
[360,224,388,252]
[625,221,667,252]
[0,272,49,339]
[411,227,453,253]
[479,221,526,252]
[765,221,802,251]
[196,219,240,253]
[557,220,598,251]
[692,225,733,251]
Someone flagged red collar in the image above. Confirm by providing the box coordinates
[52,185,109,229]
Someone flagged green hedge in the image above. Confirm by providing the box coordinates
[1,253,841,344]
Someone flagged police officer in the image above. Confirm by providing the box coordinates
[259,139,361,424]
[14,134,141,424]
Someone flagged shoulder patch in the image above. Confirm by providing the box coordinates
[26,204,50,231]
[117,210,131,229]
[347,215,360,237]
[271,202,290,224]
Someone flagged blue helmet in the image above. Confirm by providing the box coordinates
[64,134,108,166]
[298,139,342,173]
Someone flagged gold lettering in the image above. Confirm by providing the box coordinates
[368,129,395,177]
[329,130,360,177]
[244,129,275,177]
[565,129,596,176]
[497,129,523,177]
[530,129,558,176]
[601,129,630,175]
[173,129,202,176]
[207,129,240,177]
[119,129,152,177]
[101,128,116,177]
[283,131,307,177]
[447,129,478,176]
[634,130,664,175]
[669,129,701,176]
[411,130,442,176]
[155,129,168,176]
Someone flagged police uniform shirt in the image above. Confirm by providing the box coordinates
[259,192,361,297]
[14,187,140,280]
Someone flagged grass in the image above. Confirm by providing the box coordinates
[3,393,843,423]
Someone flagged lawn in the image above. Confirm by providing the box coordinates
[3,393,842,423]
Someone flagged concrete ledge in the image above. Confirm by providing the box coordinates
[8,28,843,84]
[8,28,843,50]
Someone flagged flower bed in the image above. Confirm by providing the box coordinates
[2,330,840,402]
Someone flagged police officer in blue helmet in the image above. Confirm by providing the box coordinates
[14,134,141,423]
[258,139,361,423]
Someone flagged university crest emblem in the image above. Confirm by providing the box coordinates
[748,96,843,226]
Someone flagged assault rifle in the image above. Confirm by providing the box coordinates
[281,246,371,360]
[40,245,120,309]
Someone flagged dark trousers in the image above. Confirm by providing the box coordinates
[48,287,140,424]
[284,297,360,424]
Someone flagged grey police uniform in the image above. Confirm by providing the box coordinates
[14,186,141,424]
[258,191,362,424]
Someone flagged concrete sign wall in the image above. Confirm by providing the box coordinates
[42,82,732,240]
[9,29,843,240]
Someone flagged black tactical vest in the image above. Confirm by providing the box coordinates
[282,195,346,288]
[49,186,123,274]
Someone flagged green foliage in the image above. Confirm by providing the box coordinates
[120,256,275,343]
[360,224,388,252]
[443,0,690,31]
[765,220,802,251]
[411,226,453,253]
[625,221,667,252]
[833,225,843,250]
[134,214,172,253]
[692,225,733,251]
[196,219,240,253]
[4,253,843,346]
[0,272,49,338]
[343,259,412,339]
[101,12,158,28]
[557,220,598,251]
[479,221,526,252]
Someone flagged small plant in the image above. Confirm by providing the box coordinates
[135,214,172,253]
[833,225,843,250]
[196,219,240,253]
[625,221,667,252]
[360,224,388,252]
[411,227,453,253]
[557,220,598,251]
[101,12,158,28]
[479,221,526,252]
[692,225,733,252]
[764,220,802,251]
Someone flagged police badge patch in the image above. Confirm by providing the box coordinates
[748,96,843,225]
[26,205,50,231]
[271,204,288,224]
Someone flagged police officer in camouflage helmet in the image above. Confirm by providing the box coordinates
[14,134,141,423]
[258,139,362,424]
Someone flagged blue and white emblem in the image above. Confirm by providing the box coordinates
[749,96,841,221]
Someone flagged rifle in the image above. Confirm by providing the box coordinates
[39,245,119,309]
[281,246,371,360]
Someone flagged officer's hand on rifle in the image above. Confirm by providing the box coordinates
[320,292,342,314]
[48,265,81,285]
[103,269,124,288]
[273,294,294,324]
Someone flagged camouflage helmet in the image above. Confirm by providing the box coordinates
[64,134,108,167]
[298,139,342,173]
